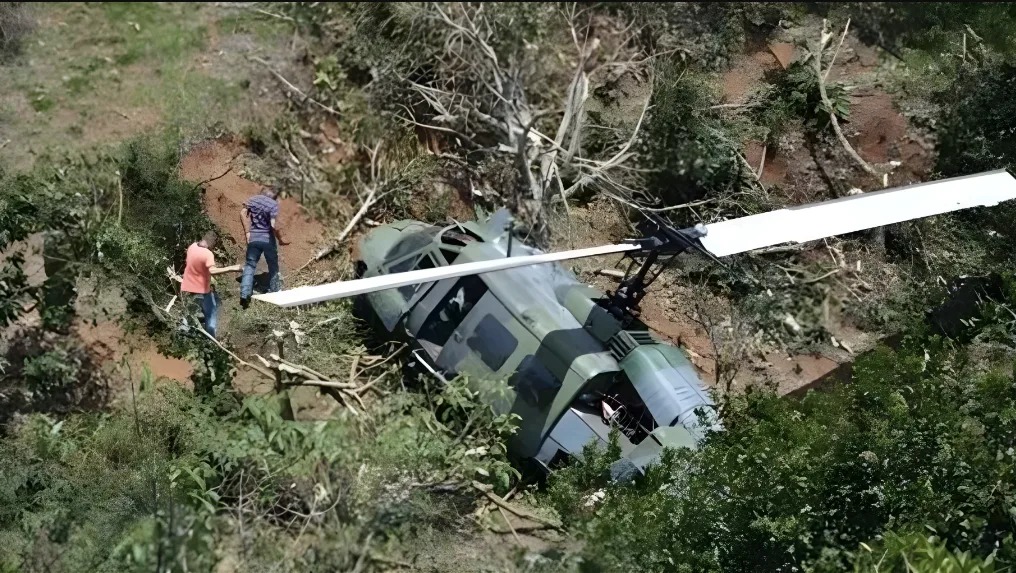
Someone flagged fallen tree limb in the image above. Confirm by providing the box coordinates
[188,163,236,194]
[487,522,556,534]
[282,378,357,390]
[498,506,522,544]
[264,354,337,382]
[596,268,626,279]
[321,386,360,417]
[298,176,386,271]
[471,481,563,531]
[815,19,880,181]
[194,327,275,378]
[359,344,407,372]
[802,268,841,284]
[354,374,385,396]
[253,8,294,22]
[369,554,414,569]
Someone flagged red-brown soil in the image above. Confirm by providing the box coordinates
[178,136,326,274]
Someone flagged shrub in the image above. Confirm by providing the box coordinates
[935,62,1016,176]
[753,57,851,145]
[636,60,744,206]
[838,531,1003,573]
[21,345,80,395]
[546,341,1016,572]
[611,3,801,71]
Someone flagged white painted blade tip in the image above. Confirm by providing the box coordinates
[699,169,1016,257]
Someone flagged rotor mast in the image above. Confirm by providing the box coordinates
[600,213,711,324]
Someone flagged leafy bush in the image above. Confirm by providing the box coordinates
[1,335,106,428]
[611,3,801,71]
[637,61,745,206]
[21,345,81,395]
[843,531,1002,573]
[753,57,852,144]
[545,341,1016,572]
[0,358,527,571]
[935,62,1016,176]
[840,3,1016,58]
[0,132,216,336]
[0,252,31,329]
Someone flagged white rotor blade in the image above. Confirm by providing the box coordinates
[254,243,639,307]
[699,169,1016,257]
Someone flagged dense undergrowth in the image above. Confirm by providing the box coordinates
[547,331,1016,571]
[0,375,523,572]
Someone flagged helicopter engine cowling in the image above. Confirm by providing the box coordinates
[618,343,720,442]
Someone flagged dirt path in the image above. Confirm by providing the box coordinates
[179,137,327,274]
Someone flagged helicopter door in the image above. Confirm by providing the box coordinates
[435,299,519,380]
[413,274,489,361]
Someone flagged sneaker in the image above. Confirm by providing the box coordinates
[240,297,250,310]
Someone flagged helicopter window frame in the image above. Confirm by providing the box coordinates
[466,313,518,372]
[437,226,480,265]
[439,247,462,265]
[389,253,438,300]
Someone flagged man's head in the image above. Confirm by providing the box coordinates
[261,185,279,199]
[200,230,218,249]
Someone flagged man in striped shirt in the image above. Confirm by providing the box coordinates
[239,185,289,308]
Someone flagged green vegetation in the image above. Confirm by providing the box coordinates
[0,2,33,61]
[636,63,744,207]
[0,371,527,571]
[753,57,852,145]
[0,133,215,328]
[0,2,280,169]
[6,2,1016,572]
[546,331,1016,571]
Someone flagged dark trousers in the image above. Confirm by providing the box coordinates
[240,238,280,300]
[185,292,219,338]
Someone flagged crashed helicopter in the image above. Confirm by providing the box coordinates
[256,169,1016,477]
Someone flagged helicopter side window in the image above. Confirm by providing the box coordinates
[466,314,518,371]
[508,355,561,408]
[418,275,488,346]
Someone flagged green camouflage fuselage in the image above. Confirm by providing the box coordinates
[354,211,716,474]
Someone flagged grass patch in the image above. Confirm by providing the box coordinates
[0,3,290,168]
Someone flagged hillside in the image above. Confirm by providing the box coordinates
[3,3,1016,572]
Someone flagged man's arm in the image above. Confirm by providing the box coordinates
[271,217,290,245]
[210,264,242,275]
[206,252,240,275]
[240,207,250,243]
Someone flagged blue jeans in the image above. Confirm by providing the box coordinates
[185,292,219,338]
[240,238,280,300]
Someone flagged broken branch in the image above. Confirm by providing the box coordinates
[249,56,342,117]
[814,19,880,180]
[471,481,563,531]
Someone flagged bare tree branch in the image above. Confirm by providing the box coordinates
[814,19,881,181]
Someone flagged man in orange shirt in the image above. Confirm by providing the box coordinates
[181,231,240,338]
